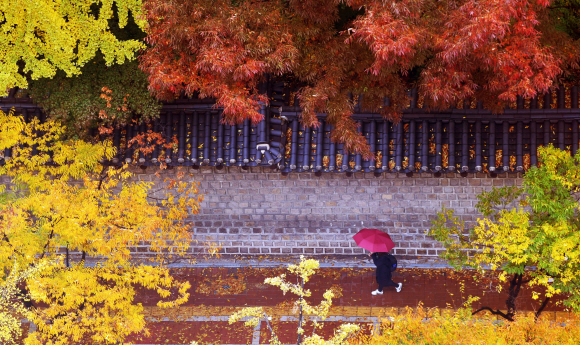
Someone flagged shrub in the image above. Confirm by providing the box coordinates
[351,306,580,345]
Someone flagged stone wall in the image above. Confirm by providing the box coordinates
[134,166,523,263]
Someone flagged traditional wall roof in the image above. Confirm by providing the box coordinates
[3,84,580,175]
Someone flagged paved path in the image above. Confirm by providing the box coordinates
[127,266,573,344]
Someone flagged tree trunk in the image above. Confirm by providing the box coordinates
[505,273,523,320]
[297,278,304,345]
[18,286,35,309]
[472,273,525,321]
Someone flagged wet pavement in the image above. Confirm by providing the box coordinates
[128,265,573,344]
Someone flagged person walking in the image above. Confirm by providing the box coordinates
[370,252,402,295]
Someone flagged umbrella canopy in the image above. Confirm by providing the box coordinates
[353,228,395,253]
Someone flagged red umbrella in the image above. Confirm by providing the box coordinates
[353,228,395,253]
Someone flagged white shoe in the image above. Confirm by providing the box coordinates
[371,289,383,295]
[396,283,403,293]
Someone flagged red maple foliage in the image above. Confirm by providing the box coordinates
[140,0,580,158]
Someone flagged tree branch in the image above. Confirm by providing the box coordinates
[97,164,109,191]
[262,312,281,345]
[344,326,365,342]
[38,213,65,260]
[38,229,55,260]
[535,297,550,321]
[2,232,25,257]
[472,306,514,321]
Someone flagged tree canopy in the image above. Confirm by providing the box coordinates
[0,109,202,344]
[0,0,147,95]
[23,6,160,139]
[4,0,580,155]
[28,58,161,139]
[429,145,580,320]
[140,0,580,157]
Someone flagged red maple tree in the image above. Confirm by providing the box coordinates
[140,0,580,158]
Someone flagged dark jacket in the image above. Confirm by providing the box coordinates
[371,253,392,283]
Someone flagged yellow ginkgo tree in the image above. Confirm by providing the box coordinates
[0,0,146,94]
[228,256,360,345]
[0,259,56,345]
[429,145,580,321]
[0,109,202,345]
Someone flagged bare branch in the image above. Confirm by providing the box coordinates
[535,297,551,321]
[472,307,513,321]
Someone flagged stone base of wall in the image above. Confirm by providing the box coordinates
[132,166,524,263]
[127,254,448,266]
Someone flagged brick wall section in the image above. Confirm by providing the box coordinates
[133,166,523,262]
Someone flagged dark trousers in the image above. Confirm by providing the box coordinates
[378,279,398,292]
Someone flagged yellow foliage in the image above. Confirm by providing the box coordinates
[229,256,360,345]
[0,0,146,93]
[0,259,55,345]
[0,110,202,344]
[351,306,580,345]
[429,145,580,313]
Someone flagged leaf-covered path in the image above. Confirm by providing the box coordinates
[128,266,573,344]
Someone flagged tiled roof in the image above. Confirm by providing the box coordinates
[3,85,580,174]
